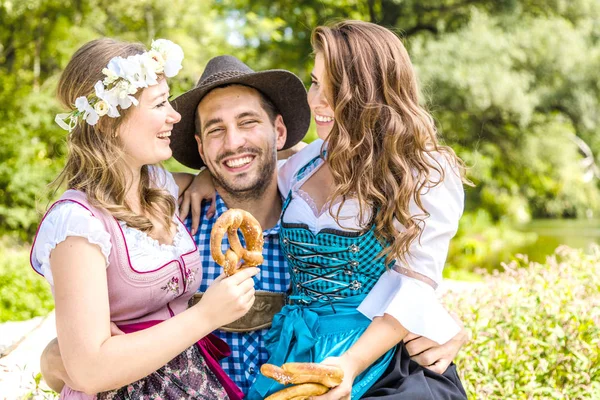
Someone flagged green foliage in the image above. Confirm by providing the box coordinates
[1,0,599,260]
[212,0,600,223]
[20,372,58,399]
[0,0,232,238]
[411,9,600,220]
[0,240,54,322]
[445,246,600,398]
[445,209,537,278]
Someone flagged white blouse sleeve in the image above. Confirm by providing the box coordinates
[357,154,464,344]
[149,166,179,200]
[31,202,112,286]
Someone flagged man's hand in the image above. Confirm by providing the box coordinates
[179,169,216,235]
[40,338,68,393]
[40,324,125,393]
[404,313,469,374]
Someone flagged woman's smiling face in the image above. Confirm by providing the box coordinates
[307,53,335,141]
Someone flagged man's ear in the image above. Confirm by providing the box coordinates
[194,134,206,163]
[274,114,287,151]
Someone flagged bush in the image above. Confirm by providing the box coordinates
[0,240,54,322]
[445,246,600,399]
[445,209,538,279]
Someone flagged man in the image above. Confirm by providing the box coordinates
[40,55,468,396]
[169,55,312,394]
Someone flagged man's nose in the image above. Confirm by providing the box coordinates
[223,127,246,150]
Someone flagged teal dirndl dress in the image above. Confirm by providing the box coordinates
[248,158,395,399]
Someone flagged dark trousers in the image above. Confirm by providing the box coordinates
[362,343,468,399]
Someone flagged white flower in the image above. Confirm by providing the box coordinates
[120,54,147,89]
[114,81,139,109]
[94,81,120,117]
[102,67,119,85]
[147,50,166,73]
[106,57,127,79]
[94,100,109,116]
[139,54,159,86]
[163,57,183,78]
[151,39,183,77]
[75,96,99,125]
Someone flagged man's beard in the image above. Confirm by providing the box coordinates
[209,145,277,201]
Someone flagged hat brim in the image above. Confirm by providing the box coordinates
[171,70,310,170]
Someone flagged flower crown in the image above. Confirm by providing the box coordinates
[55,39,184,132]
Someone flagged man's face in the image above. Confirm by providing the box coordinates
[196,85,287,198]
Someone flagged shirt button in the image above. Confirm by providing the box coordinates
[249,367,255,374]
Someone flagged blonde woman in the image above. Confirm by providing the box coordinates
[248,21,468,399]
[30,38,256,399]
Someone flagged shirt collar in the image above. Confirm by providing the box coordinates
[213,192,281,236]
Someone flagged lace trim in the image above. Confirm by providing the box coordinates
[295,189,320,216]
[119,220,187,251]
[294,189,347,218]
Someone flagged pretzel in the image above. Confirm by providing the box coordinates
[210,209,264,276]
[265,383,329,400]
[261,362,344,389]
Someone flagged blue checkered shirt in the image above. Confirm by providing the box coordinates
[185,194,290,395]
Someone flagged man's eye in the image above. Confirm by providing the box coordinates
[241,120,258,126]
[207,128,223,135]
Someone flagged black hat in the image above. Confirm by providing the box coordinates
[171,55,310,169]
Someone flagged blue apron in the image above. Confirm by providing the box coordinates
[247,156,395,399]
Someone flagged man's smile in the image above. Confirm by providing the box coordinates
[221,154,256,172]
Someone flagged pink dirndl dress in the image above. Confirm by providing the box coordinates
[30,189,242,400]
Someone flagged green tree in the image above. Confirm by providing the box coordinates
[213,0,600,221]
[0,0,232,238]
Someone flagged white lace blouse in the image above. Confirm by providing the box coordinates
[32,167,195,286]
[277,139,463,344]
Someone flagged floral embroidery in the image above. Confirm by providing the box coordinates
[161,276,179,295]
[184,267,197,288]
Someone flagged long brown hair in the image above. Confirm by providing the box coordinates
[53,38,176,234]
[312,20,467,266]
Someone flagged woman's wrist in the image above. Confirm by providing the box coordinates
[191,300,220,333]
[340,349,364,378]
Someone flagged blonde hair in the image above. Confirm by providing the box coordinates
[312,20,467,266]
[53,38,176,234]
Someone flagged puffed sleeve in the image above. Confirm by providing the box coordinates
[149,165,179,200]
[357,154,464,344]
[31,202,112,286]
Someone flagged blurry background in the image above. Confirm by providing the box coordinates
[0,0,599,398]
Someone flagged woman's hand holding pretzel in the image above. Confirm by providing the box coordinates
[262,362,347,400]
[309,355,358,400]
[195,267,259,329]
